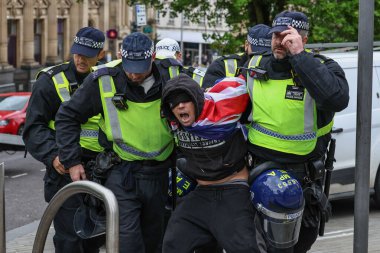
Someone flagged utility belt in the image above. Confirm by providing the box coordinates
[86,151,121,185]
[87,151,172,181]
[250,155,325,186]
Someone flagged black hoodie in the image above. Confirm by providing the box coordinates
[161,74,247,181]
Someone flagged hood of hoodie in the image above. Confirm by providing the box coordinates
[161,73,204,122]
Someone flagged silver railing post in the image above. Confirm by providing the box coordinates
[0,163,5,253]
[32,181,119,253]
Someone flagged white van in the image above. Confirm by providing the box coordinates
[323,51,380,205]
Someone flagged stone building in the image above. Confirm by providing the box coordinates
[0,0,157,92]
[0,0,227,92]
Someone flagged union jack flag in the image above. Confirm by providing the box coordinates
[183,77,249,140]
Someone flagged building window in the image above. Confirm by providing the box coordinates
[167,11,175,25]
[7,20,17,68]
[156,11,160,25]
[34,20,42,64]
[183,14,189,26]
[198,16,205,26]
[58,19,65,61]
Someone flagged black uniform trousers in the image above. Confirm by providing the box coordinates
[103,160,169,253]
[44,168,105,253]
[163,184,263,253]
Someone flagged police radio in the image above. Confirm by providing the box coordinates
[112,93,128,110]
[69,82,79,95]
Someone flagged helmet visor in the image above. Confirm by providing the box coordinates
[262,214,303,248]
[74,203,106,239]
[257,202,304,249]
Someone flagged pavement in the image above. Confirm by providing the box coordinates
[4,210,380,253]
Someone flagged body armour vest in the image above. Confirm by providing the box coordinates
[246,55,333,156]
[39,64,104,153]
[94,60,174,161]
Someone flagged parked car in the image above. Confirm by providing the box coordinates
[325,51,380,206]
[0,92,31,135]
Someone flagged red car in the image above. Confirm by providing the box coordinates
[0,92,31,135]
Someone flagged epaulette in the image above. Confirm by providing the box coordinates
[36,62,69,79]
[160,58,182,68]
[313,53,331,63]
[91,67,110,81]
[187,67,205,77]
[222,53,243,60]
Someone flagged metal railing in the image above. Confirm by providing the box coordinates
[0,163,5,253]
[32,181,119,253]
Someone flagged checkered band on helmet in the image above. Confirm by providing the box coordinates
[272,17,309,31]
[247,36,271,48]
[74,36,104,49]
[120,43,154,60]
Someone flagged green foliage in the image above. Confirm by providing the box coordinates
[115,0,380,53]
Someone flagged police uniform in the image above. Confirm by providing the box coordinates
[155,56,183,82]
[202,53,249,89]
[23,60,105,253]
[243,48,349,252]
[55,57,175,252]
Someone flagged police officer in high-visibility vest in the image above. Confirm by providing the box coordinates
[55,32,175,253]
[155,37,205,86]
[23,27,106,253]
[155,38,183,82]
[202,24,271,89]
[242,11,349,253]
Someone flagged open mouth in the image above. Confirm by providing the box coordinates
[179,113,189,120]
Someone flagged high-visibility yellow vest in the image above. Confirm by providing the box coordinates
[39,64,104,152]
[223,53,244,77]
[246,55,333,155]
[156,56,180,79]
[94,60,174,161]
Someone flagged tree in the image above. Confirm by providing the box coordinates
[127,0,380,53]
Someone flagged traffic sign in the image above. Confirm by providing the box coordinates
[135,4,147,26]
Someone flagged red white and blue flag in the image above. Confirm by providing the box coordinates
[183,77,249,140]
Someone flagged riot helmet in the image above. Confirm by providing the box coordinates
[168,167,197,198]
[73,194,106,239]
[250,167,304,249]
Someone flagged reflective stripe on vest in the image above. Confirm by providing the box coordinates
[98,73,174,161]
[45,68,103,152]
[169,66,180,78]
[224,59,237,77]
[246,55,333,155]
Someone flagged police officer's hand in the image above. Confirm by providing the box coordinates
[281,26,304,56]
[53,156,66,175]
[69,164,87,181]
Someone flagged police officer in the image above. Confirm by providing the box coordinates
[243,11,349,253]
[55,32,174,253]
[22,27,106,253]
[202,24,271,89]
[155,38,183,82]
[155,37,205,86]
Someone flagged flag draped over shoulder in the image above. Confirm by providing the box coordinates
[183,77,249,140]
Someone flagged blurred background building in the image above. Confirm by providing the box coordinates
[0,0,228,92]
